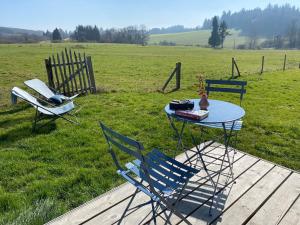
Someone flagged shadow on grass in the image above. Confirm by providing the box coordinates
[0,116,33,128]
[0,104,31,116]
[157,87,180,94]
[0,123,57,146]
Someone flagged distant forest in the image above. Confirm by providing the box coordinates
[70,25,148,45]
[202,4,300,37]
[0,26,148,45]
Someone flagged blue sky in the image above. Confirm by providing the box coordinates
[0,0,299,31]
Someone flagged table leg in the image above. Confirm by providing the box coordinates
[167,115,187,155]
[191,135,216,188]
[222,121,236,179]
[208,121,236,215]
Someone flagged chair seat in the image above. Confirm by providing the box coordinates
[124,148,199,199]
[199,120,243,131]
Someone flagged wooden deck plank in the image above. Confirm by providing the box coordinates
[83,145,245,225]
[278,193,300,225]
[45,183,138,225]
[153,155,259,225]
[211,166,292,225]
[247,173,300,225]
[184,159,274,225]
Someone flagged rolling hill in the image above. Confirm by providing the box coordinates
[149,29,262,48]
[0,26,44,36]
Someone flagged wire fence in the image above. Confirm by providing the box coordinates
[231,53,300,78]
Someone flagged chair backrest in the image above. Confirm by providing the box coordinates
[205,79,247,106]
[12,87,41,107]
[24,78,55,99]
[100,122,144,171]
[99,123,199,206]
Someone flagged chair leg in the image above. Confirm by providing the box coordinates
[165,182,191,224]
[117,188,139,225]
[32,109,39,132]
[160,198,192,225]
[151,199,157,225]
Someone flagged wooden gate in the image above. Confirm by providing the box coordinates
[45,48,96,96]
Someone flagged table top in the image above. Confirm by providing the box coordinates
[165,99,245,124]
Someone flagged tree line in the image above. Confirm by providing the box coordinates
[50,25,149,45]
[0,33,45,44]
[0,25,149,45]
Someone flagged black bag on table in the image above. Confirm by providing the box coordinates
[169,100,194,110]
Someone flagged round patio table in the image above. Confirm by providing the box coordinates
[165,99,246,212]
[165,99,245,125]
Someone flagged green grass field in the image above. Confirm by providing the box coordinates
[0,43,300,225]
[149,29,263,48]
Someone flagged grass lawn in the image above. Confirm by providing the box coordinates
[0,43,299,224]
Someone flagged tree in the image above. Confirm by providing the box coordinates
[52,28,62,42]
[93,26,100,42]
[287,20,297,48]
[296,28,300,49]
[219,21,230,48]
[247,25,258,49]
[274,35,284,49]
[208,16,220,48]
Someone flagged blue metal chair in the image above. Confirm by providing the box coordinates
[206,79,247,106]
[201,79,247,133]
[100,122,200,224]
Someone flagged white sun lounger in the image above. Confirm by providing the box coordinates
[24,78,79,103]
[11,87,79,130]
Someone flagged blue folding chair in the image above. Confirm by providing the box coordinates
[201,79,247,134]
[100,122,201,224]
[206,80,247,106]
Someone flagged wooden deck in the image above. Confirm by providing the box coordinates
[46,142,300,225]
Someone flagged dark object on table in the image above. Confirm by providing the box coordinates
[169,100,194,110]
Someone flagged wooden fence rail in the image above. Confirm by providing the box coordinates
[231,57,241,78]
[161,62,181,92]
[283,54,287,71]
[260,56,265,74]
[45,48,96,97]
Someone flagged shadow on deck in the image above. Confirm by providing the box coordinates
[46,142,300,225]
